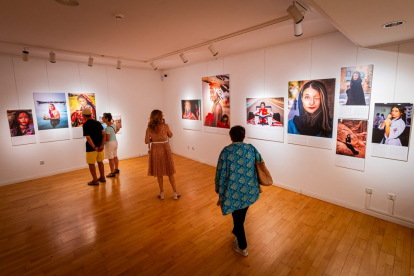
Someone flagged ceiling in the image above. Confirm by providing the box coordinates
[306,0,414,48]
[0,0,411,70]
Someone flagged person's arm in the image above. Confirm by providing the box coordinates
[85,136,98,151]
[384,114,392,137]
[99,130,106,152]
[387,120,405,140]
[165,124,173,138]
[55,110,61,119]
[145,127,150,144]
[215,150,226,194]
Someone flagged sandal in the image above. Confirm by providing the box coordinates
[97,177,106,183]
[87,180,99,186]
[106,173,116,178]
[114,169,120,174]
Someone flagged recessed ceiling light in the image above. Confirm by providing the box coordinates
[114,13,124,20]
[382,21,404,28]
[54,0,80,7]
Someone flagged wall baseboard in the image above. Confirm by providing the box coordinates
[0,154,144,187]
[272,182,414,229]
[172,152,216,167]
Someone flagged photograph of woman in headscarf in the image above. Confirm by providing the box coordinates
[7,110,36,137]
[69,93,96,127]
[33,92,68,130]
[287,79,335,138]
[339,65,373,106]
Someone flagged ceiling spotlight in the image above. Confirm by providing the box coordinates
[87,56,94,67]
[54,0,80,7]
[208,44,218,57]
[150,61,157,70]
[287,1,304,24]
[116,60,121,70]
[179,53,188,63]
[49,51,56,63]
[294,22,303,37]
[22,48,29,62]
[382,21,405,28]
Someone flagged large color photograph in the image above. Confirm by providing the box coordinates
[287,79,336,138]
[98,114,122,134]
[372,103,412,147]
[181,100,201,120]
[336,119,367,158]
[202,75,230,128]
[246,98,283,127]
[68,93,96,127]
[7,109,35,137]
[339,65,373,106]
[33,93,68,130]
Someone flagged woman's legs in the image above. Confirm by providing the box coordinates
[168,175,177,192]
[114,156,119,171]
[157,176,164,193]
[108,158,115,173]
[232,207,249,250]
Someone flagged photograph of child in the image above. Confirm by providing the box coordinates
[181,100,201,120]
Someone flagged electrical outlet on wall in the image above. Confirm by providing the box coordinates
[40,161,45,165]
[365,188,373,194]
[387,193,396,201]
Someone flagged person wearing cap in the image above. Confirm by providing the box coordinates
[82,108,106,186]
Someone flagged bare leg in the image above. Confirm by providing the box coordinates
[88,164,97,181]
[114,156,119,171]
[97,162,105,180]
[168,175,177,192]
[157,176,164,193]
[108,158,115,173]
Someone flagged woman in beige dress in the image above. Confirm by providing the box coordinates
[145,110,180,200]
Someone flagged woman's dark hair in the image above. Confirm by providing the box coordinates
[229,125,245,142]
[221,114,229,123]
[297,80,332,137]
[103,112,112,121]
[77,94,96,118]
[12,110,31,135]
[260,102,265,107]
[351,71,361,84]
[148,110,163,131]
[390,105,404,117]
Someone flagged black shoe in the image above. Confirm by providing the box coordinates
[115,169,120,174]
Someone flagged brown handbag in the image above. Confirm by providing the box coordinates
[255,162,273,186]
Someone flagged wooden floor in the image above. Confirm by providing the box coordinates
[0,155,413,276]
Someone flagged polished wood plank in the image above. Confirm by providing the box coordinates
[0,155,412,275]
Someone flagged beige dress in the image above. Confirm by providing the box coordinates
[147,125,176,177]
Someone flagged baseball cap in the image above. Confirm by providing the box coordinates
[82,108,92,116]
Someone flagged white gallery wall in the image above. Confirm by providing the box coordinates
[0,55,163,186]
[162,33,414,228]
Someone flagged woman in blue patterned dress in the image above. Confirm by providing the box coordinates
[215,125,262,257]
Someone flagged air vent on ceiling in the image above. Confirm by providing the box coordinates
[382,21,405,28]
[54,0,80,7]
